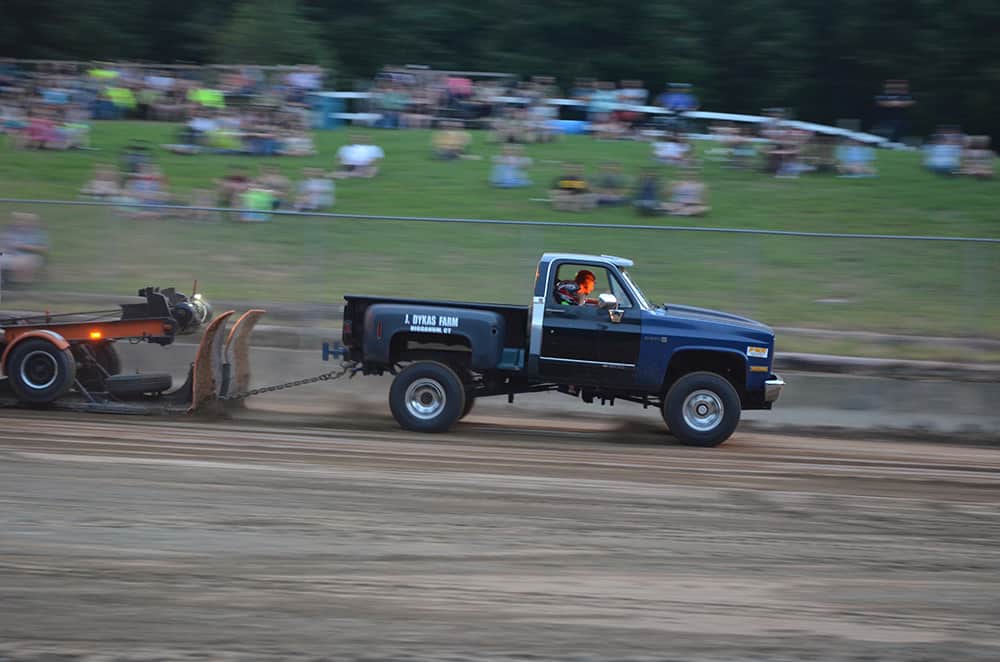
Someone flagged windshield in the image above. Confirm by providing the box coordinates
[620,270,652,310]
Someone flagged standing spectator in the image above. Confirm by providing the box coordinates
[588,81,619,122]
[874,79,915,144]
[619,80,649,106]
[376,81,409,129]
[657,83,699,132]
[617,80,647,134]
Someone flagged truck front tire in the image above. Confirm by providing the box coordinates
[389,361,467,433]
[663,371,741,447]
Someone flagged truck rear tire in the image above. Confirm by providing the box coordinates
[389,361,466,433]
[663,371,741,447]
[6,338,77,404]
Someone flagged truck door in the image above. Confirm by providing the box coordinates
[538,264,613,383]
[594,274,641,386]
[538,303,603,383]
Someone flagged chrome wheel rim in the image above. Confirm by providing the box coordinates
[682,389,724,432]
[20,350,59,390]
[405,378,447,420]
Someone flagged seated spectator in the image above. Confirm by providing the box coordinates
[653,133,693,167]
[633,168,664,216]
[278,129,316,157]
[526,101,557,143]
[122,163,171,216]
[772,128,811,178]
[432,121,472,160]
[835,139,878,177]
[0,212,49,286]
[402,88,434,129]
[23,109,60,150]
[335,134,384,178]
[187,188,218,222]
[550,162,596,212]
[186,111,219,146]
[960,136,995,179]
[802,135,837,174]
[490,107,530,144]
[730,127,758,169]
[594,162,629,205]
[240,182,275,222]
[216,166,250,207]
[61,103,91,150]
[664,169,710,216]
[592,112,626,141]
[80,163,121,200]
[923,129,963,176]
[295,168,335,211]
[489,145,532,188]
[258,166,291,209]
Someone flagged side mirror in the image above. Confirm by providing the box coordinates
[599,293,625,323]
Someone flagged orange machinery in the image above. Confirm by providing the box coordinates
[0,287,225,410]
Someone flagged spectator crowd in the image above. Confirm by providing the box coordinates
[0,62,995,238]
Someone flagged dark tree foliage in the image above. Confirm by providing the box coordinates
[2,0,998,136]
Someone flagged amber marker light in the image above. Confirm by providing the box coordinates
[89,330,103,340]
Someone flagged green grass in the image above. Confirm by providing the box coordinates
[1,121,998,343]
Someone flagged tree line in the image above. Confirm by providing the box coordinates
[3,0,999,140]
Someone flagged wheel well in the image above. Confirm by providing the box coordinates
[389,332,472,371]
[663,350,746,396]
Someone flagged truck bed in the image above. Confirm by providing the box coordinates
[343,295,530,349]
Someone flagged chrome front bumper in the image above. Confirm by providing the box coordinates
[764,375,785,402]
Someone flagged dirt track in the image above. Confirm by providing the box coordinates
[1,410,999,661]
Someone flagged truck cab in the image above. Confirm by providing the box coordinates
[339,252,784,446]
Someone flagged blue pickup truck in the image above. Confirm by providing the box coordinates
[338,252,784,446]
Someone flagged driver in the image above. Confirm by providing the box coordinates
[555,269,597,305]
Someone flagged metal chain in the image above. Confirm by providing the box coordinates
[218,363,354,402]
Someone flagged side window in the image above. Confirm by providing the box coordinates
[550,263,597,308]
[608,275,634,308]
[549,263,630,308]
